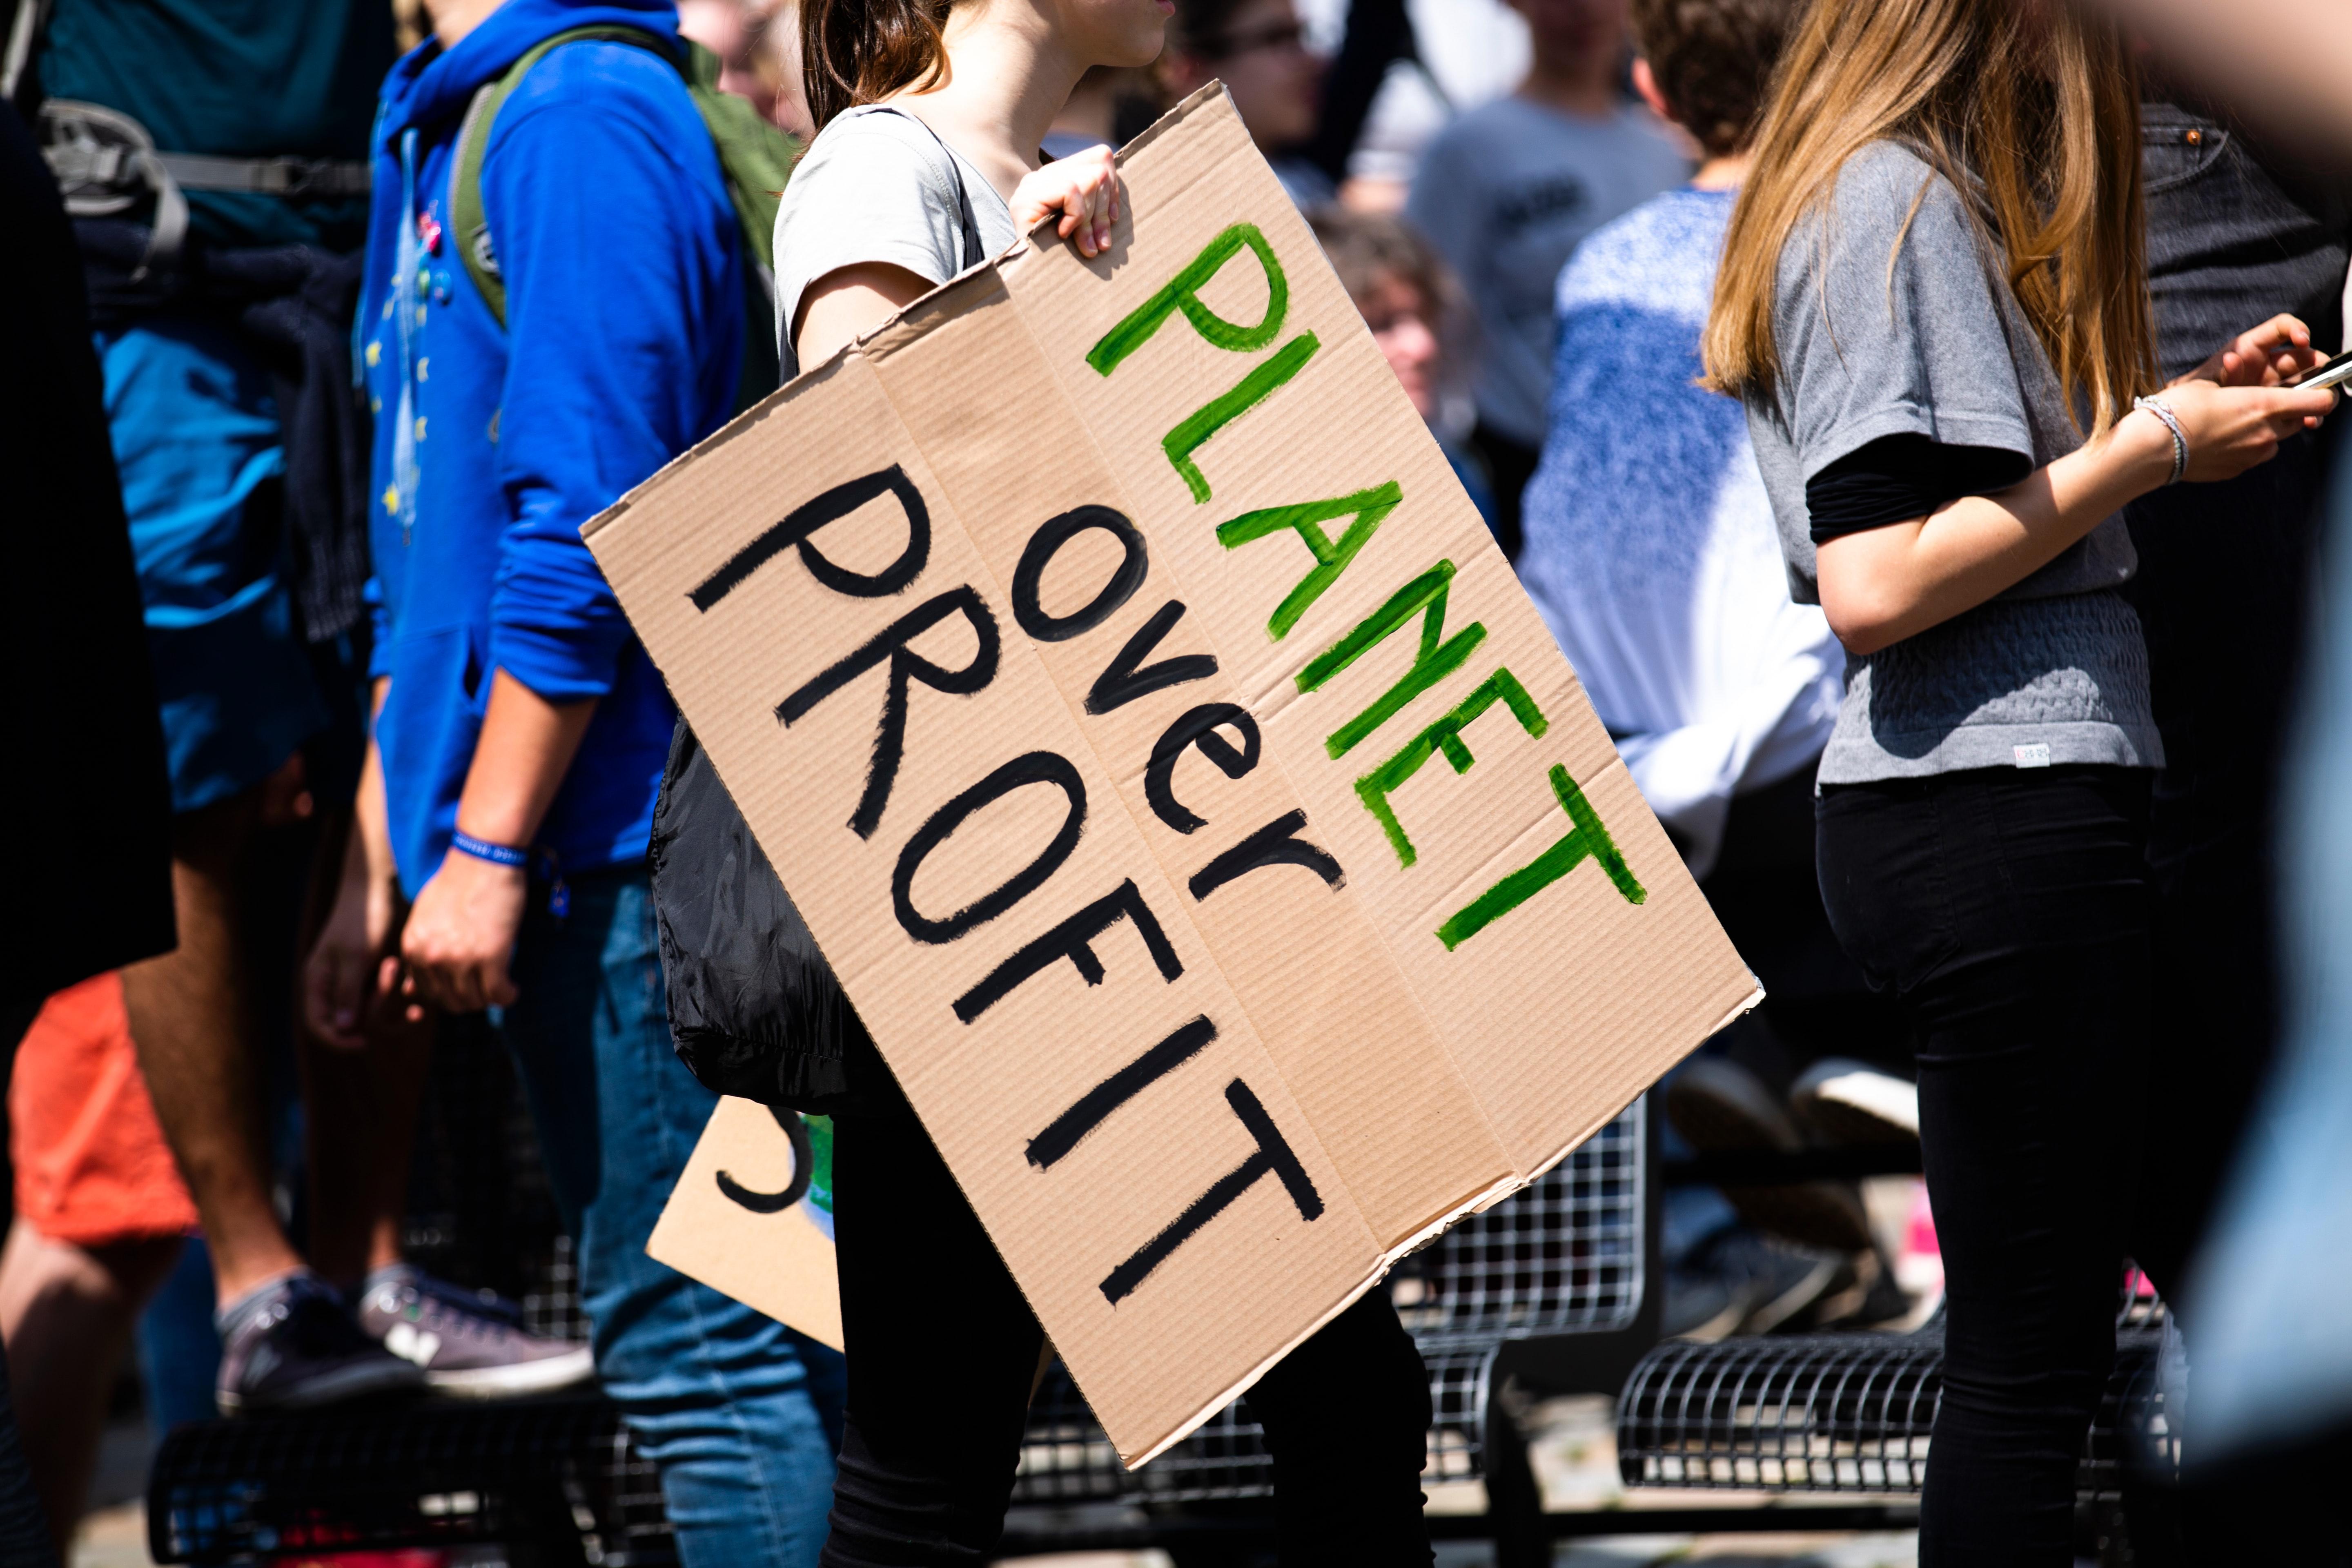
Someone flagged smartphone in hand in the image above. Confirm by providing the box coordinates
[2284,352,2352,394]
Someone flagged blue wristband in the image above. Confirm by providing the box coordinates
[450,830,530,868]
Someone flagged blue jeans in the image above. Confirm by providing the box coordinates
[502,864,845,1568]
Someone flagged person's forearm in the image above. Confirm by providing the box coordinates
[453,668,599,850]
[354,677,395,886]
[1816,410,2176,655]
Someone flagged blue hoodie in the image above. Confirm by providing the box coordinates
[359,0,742,897]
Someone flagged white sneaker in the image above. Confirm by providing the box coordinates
[1791,1058,1920,1146]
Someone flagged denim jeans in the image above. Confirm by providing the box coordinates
[2125,99,2346,1296]
[2125,101,2352,1564]
[2137,100,2348,383]
[503,864,846,1568]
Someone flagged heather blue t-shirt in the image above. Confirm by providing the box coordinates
[1518,187,1841,873]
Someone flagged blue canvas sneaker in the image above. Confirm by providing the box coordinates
[215,1271,426,1415]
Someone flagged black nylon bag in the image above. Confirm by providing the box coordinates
[648,720,887,1115]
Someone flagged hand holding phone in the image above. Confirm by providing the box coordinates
[2284,352,2352,394]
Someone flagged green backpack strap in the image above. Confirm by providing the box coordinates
[448,25,800,347]
[449,25,654,328]
[681,40,799,276]
[680,41,799,403]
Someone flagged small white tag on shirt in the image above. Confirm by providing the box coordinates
[2013,743,2053,768]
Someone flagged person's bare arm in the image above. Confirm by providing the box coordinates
[2091,0,2352,155]
[304,679,403,1046]
[1818,416,2176,654]
[795,261,938,371]
[792,146,1121,367]
[1819,321,2336,655]
[397,670,597,1012]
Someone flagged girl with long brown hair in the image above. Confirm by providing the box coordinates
[770,2,1439,1562]
[1704,0,2333,1559]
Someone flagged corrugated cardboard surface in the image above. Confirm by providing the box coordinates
[647,1098,843,1350]
[587,85,1757,1464]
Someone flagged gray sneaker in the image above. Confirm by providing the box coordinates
[216,1271,426,1416]
[356,1264,595,1399]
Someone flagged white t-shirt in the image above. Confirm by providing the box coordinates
[772,105,1020,379]
[1405,97,1687,446]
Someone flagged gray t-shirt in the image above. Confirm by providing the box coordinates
[1745,140,2160,783]
[1406,98,1688,446]
[772,105,1020,379]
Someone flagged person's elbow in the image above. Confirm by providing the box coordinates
[1820,593,1905,657]
[1815,542,1914,657]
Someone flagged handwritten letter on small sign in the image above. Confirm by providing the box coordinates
[588,86,1757,1464]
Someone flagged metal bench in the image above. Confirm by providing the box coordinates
[148,1395,671,1566]
[1615,1292,2175,1557]
[1002,1104,1648,1561]
[148,1098,1653,1565]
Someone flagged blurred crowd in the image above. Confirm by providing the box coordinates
[5,0,2352,1564]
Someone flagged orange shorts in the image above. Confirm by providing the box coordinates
[11,973,197,1247]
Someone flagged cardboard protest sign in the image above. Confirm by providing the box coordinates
[648,1101,841,1351]
[588,84,1758,1464]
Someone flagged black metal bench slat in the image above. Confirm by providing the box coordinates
[1616,1321,2168,1497]
[1006,1106,1647,1504]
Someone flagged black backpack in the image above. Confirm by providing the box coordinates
[649,108,982,1114]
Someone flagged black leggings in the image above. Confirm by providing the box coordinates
[1816,766,2153,1567]
[820,1102,1436,1568]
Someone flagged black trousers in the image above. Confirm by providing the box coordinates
[1816,766,2153,1567]
[820,1103,1435,1568]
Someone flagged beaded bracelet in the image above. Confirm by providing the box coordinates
[2134,395,2188,486]
[450,829,530,868]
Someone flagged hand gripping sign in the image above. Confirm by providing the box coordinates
[588,85,1758,1465]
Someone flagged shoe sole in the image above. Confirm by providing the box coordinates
[1670,1296,1749,1344]
[1673,1072,1877,1253]
[1802,1098,1919,1147]
[1793,1068,1920,1144]
[1803,1249,1889,1329]
[425,1345,597,1399]
[218,1358,427,1417]
[1740,1254,1841,1336]
[1666,1062,1804,1154]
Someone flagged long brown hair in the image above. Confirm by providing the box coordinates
[800,0,955,131]
[1702,0,2156,436]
